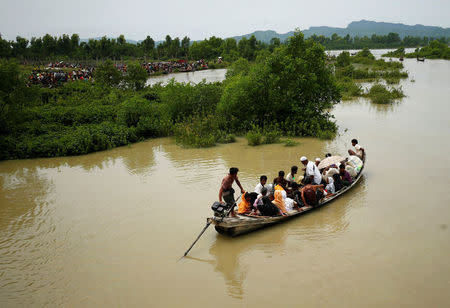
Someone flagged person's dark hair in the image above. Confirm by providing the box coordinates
[333,173,341,181]
[339,164,345,169]
[260,175,268,181]
[261,187,268,195]
[304,176,313,185]
[351,139,358,144]
[325,153,332,158]
[244,192,251,199]
[291,182,299,190]
[291,166,298,173]
[229,167,239,175]
[278,170,285,177]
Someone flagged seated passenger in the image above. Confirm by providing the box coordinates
[286,166,298,186]
[348,139,365,160]
[301,180,326,207]
[332,173,344,192]
[237,192,252,214]
[339,164,353,186]
[322,165,339,183]
[273,171,288,191]
[272,190,287,215]
[325,176,335,194]
[254,175,268,195]
[315,158,321,167]
[300,156,322,185]
[258,195,282,216]
[253,187,268,213]
[345,164,357,178]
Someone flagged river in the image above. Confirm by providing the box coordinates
[1,55,449,307]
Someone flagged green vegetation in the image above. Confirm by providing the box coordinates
[382,47,405,58]
[283,139,299,147]
[333,48,408,101]
[1,32,343,159]
[405,40,450,59]
[309,33,448,50]
[365,84,405,104]
[382,40,450,60]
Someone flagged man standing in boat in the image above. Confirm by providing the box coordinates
[219,167,245,217]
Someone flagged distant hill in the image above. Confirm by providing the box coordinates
[232,20,450,43]
[79,20,450,45]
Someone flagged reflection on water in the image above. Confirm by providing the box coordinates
[1,52,450,307]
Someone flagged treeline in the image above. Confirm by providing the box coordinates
[309,32,449,50]
[2,31,447,62]
[0,33,277,62]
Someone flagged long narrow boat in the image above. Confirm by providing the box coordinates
[208,156,366,237]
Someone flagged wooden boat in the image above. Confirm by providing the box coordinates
[208,156,366,237]
[417,57,425,62]
[399,57,404,61]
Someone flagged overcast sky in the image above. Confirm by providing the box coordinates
[1,0,449,41]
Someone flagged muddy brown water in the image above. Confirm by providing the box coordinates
[1,56,450,307]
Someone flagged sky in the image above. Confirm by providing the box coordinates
[1,0,449,41]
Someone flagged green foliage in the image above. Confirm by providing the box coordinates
[336,77,362,100]
[0,59,36,117]
[225,58,250,79]
[336,51,351,67]
[94,60,123,88]
[174,115,218,148]
[246,127,263,146]
[382,47,405,58]
[219,32,341,138]
[283,139,298,147]
[159,80,223,122]
[125,61,148,90]
[365,84,405,104]
[405,40,450,59]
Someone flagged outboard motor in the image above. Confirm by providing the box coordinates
[211,201,229,217]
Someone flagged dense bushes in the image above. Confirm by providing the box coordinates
[365,84,405,104]
[219,32,341,138]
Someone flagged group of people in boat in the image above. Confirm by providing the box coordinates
[218,139,365,218]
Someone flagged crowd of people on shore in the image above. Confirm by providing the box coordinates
[27,59,211,87]
[28,68,94,87]
[217,139,365,218]
[142,59,208,74]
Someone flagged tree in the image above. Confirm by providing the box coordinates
[12,36,28,58]
[141,35,155,57]
[336,51,351,67]
[125,61,148,90]
[117,34,126,45]
[0,59,28,116]
[94,60,123,88]
[218,31,340,136]
[181,36,190,57]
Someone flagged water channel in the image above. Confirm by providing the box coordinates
[1,53,449,307]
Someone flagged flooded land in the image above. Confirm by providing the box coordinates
[1,55,450,307]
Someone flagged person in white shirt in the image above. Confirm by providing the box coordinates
[300,156,322,185]
[254,175,268,196]
[348,139,365,160]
